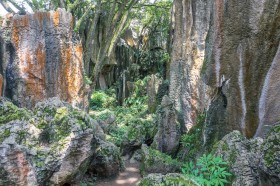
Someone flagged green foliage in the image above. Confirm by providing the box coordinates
[90,89,116,110]
[90,77,158,149]
[106,125,128,146]
[182,154,232,186]
[147,148,179,166]
[0,101,31,125]
[140,146,181,176]
[179,113,206,161]
[0,129,11,143]
[84,74,93,85]
[139,174,200,186]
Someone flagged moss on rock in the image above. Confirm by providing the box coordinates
[138,173,199,186]
[261,124,280,172]
[140,145,180,176]
[0,98,31,125]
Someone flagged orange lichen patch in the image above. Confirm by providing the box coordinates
[59,45,72,101]
[52,11,60,28]
[18,43,46,105]
[12,15,30,49]
[21,16,30,27]
[60,44,84,104]
[75,45,83,56]
[33,12,50,28]
[12,19,20,49]
[0,74,3,96]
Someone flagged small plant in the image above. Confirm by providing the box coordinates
[180,113,205,161]
[90,89,116,110]
[182,154,232,186]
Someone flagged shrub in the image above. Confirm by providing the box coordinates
[182,154,232,186]
[90,89,116,109]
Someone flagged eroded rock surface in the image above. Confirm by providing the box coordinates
[202,0,280,138]
[0,98,122,185]
[0,9,86,109]
[152,96,181,155]
[170,0,280,140]
[169,0,212,130]
[140,144,180,176]
[213,127,280,186]
[0,74,3,96]
[138,173,199,186]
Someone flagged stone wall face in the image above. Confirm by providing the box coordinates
[170,0,280,138]
[0,74,3,96]
[0,9,86,108]
[169,0,212,130]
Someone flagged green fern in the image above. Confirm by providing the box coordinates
[182,154,232,186]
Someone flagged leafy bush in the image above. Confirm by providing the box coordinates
[89,78,157,149]
[90,89,116,110]
[124,96,147,107]
[182,154,232,186]
[106,125,128,146]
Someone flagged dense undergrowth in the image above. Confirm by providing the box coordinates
[88,77,232,186]
[90,78,157,151]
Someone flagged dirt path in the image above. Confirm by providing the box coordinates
[96,161,142,186]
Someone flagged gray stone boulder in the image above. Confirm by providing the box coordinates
[259,125,280,185]
[140,145,180,176]
[138,173,199,186]
[152,96,181,155]
[213,131,262,186]
[0,98,122,185]
[89,140,122,177]
[213,128,280,186]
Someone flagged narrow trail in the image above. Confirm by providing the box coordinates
[96,161,141,186]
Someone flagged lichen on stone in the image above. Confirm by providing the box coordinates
[138,173,199,186]
[140,144,180,176]
[0,98,31,125]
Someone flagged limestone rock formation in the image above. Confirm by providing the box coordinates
[140,145,180,176]
[202,0,280,138]
[0,74,3,96]
[152,96,181,155]
[138,173,199,186]
[0,9,86,109]
[0,98,122,185]
[89,140,122,178]
[169,0,212,130]
[147,74,162,113]
[259,125,280,185]
[170,0,280,140]
[213,127,280,186]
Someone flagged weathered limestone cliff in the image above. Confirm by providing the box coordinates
[0,74,3,97]
[0,9,86,108]
[170,0,280,140]
[169,0,212,130]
